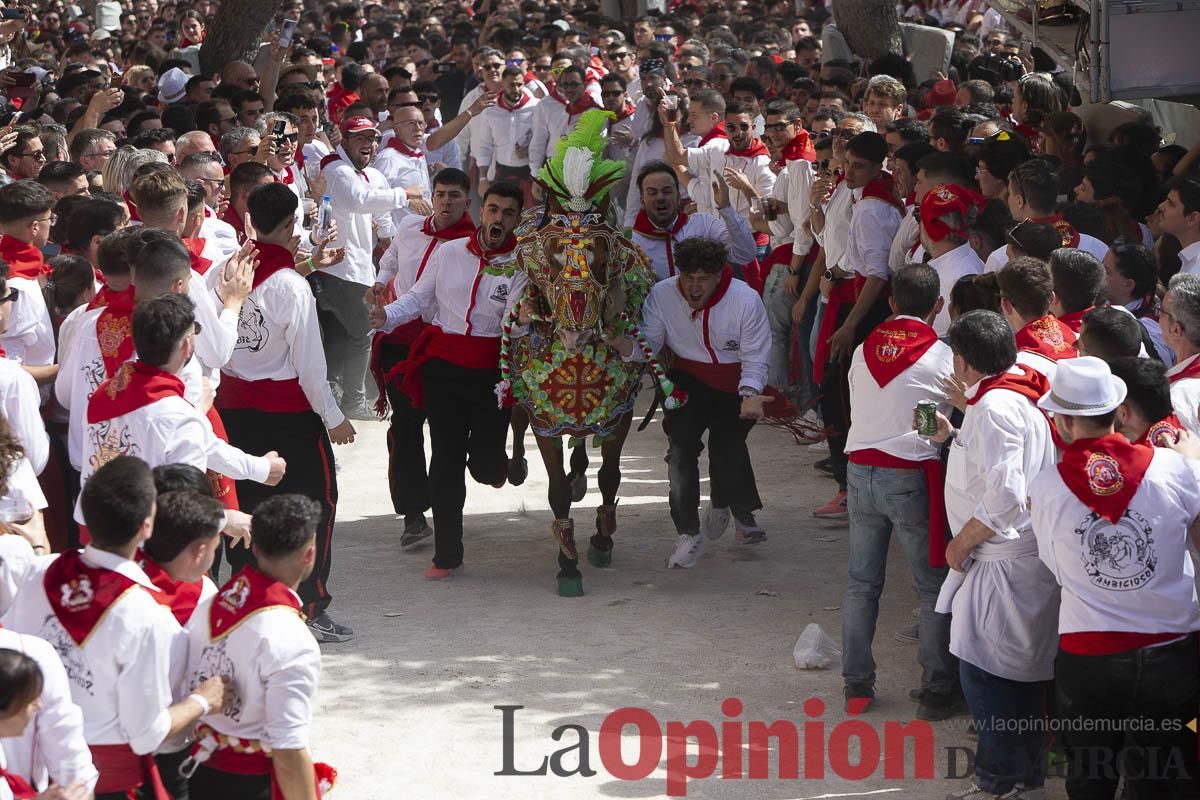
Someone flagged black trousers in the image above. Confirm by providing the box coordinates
[379,342,430,518]
[1056,636,1200,799]
[134,749,189,800]
[819,296,891,490]
[663,370,760,534]
[188,765,271,800]
[218,407,338,616]
[421,358,511,569]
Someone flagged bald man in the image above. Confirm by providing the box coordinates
[222,61,259,92]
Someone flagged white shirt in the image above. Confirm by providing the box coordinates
[630,208,757,282]
[320,146,404,286]
[200,207,240,265]
[476,94,539,170]
[0,276,54,367]
[381,237,526,338]
[636,275,771,392]
[814,181,854,270]
[1179,240,1200,276]
[714,149,776,251]
[372,139,432,229]
[984,233,1109,273]
[376,215,464,319]
[889,207,920,273]
[844,189,904,282]
[187,269,241,388]
[621,135,700,228]
[183,586,320,750]
[1031,447,1200,636]
[0,628,97,792]
[778,158,815,259]
[3,546,176,753]
[845,318,953,460]
[424,124,461,171]
[1168,353,1200,435]
[0,357,47,473]
[209,265,345,430]
[927,243,984,335]
[528,98,605,173]
[271,164,310,234]
[682,135,731,216]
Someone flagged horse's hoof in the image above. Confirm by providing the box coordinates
[557,575,585,597]
[569,472,587,501]
[587,544,612,568]
[507,457,528,486]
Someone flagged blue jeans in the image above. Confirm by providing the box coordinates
[842,463,957,695]
[960,660,1048,793]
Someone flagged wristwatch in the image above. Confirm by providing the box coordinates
[738,386,757,398]
[823,268,835,281]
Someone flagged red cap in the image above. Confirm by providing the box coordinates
[922,79,958,109]
[340,115,379,136]
[920,183,987,243]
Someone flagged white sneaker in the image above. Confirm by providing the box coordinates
[701,504,731,540]
[807,438,829,451]
[945,784,1019,800]
[667,533,705,568]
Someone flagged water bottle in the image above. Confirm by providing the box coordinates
[316,194,334,242]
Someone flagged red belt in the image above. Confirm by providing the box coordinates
[90,743,170,800]
[813,279,856,385]
[386,326,500,409]
[847,448,948,567]
[672,357,741,395]
[205,404,239,511]
[216,375,311,413]
[369,320,427,415]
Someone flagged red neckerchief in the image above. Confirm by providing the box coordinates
[967,363,1050,407]
[183,237,212,275]
[1058,306,1093,335]
[857,173,904,213]
[1030,214,1081,248]
[1015,314,1077,361]
[863,316,939,387]
[275,166,295,185]
[422,213,476,242]
[774,130,815,169]
[137,553,202,626]
[320,148,369,182]
[179,33,203,47]
[44,549,141,646]
[462,232,517,334]
[209,566,301,640]
[1171,353,1200,384]
[549,88,599,117]
[294,149,305,169]
[1137,413,1184,448]
[0,235,46,279]
[220,204,246,243]
[95,287,136,378]
[87,283,132,312]
[610,101,636,122]
[249,241,298,290]
[726,138,770,159]
[1057,433,1154,524]
[682,265,733,320]
[905,191,917,207]
[87,360,187,425]
[698,121,728,147]
[0,766,35,799]
[386,137,424,159]
[633,210,689,276]
[123,191,141,223]
[497,91,531,111]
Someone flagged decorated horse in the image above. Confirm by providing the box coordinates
[495,110,682,597]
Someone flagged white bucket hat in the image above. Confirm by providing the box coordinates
[1037,355,1127,416]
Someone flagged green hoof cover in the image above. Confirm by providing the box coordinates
[587,545,612,568]
[557,576,584,597]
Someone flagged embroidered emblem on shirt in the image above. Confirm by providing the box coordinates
[104,362,134,399]
[59,576,94,611]
[1031,316,1070,354]
[1075,508,1157,591]
[88,421,139,473]
[1086,452,1123,496]
[722,339,740,351]
[97,314,131,358]
[489,283,510,303]
[218,575,251,612]
[1146,419,1181,448]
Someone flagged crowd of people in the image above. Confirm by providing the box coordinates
[0,0,1196,798]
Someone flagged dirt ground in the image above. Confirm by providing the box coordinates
[310,391,1068,800]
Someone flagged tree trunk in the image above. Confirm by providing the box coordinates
[199,0,283,77]
[832,0,904,62]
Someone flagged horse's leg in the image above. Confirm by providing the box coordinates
[567,438,589,501]
[535,434,583,597]
[588,411,633,568]
[507,405,530,486]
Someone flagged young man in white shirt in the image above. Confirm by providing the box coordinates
[368,183,526,581]
[183,494,324,800]
[629,161,756,282]
[1031,356,1200,799]
[1047,248,1105,334]
[476,67,538,204]
[1161,272,1200,435]
[996,256,1078,378]
[841,264,961,720]
[215,183,357,643]
[0,181,56,377]
[1110,357,1186,447]
[613,237,770,569]
[1157,176,1200,275]
[923,310,1060,800]
[368,168,475,548]
[718,100,776,265]
[661,88,729,216]
[528,66,599,179]
[918,184,986,335]
[0,271,48,475]
[3,456,230,800]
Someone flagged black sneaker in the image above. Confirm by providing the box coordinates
[814,457,834,474]
[844,683,874,713]
[400,514,433,548]
[307,612,353,643]
[917,690,969,721]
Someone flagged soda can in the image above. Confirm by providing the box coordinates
[916,400,938,437]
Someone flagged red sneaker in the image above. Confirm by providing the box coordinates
[424,565,460,580]
[813,490,848,520]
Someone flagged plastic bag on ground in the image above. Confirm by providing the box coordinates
[793,623,841,670]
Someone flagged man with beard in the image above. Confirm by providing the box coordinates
[631,161,756,283]
[257,112,310,237]
[631,59,669,142]
[368,183,527,581]
[367,168,475,549]
[717,100,776,265]
[529,65,599,179]
[476,66,539,204]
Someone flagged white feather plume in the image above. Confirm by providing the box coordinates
[562,146,594,201]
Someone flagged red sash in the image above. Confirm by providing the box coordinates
[673,358,740,394]
[0,235,47,279]
[249,241,297,289]
[44,549,141,646]
[209,566,301,639]
[215,375,310,414]
[90,743,169,800]
[1015,314,1077,361]
[205,405,239,511]
[726,139,770,159]
[967,363,1050,408]
[1137,413,1184,448]
[191,730,335,800]
[95,288,136,378]
[138,553,202,626]
[848,448,948,567]
[184,237,213,275]
[773,130,816,170]
[1057,306,1092,335]
[1059,631,1187,656]
[633,211,689,276]
[1030,214,1081,248]
[1057,434,1154,524]
[862,317,938,388]
[86,283,133,312]
[1168,354,1200,384]
[87,361,185,425]
[813,279,858,386]
[388,326,501,409]
[698,122,728,147]
[0,766,36,799]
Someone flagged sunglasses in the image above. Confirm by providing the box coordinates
[534,64,552,71]
[557,81,583,89]
[0,286,17,304]
[275,133,300,144]
[610,51,632,59]
[418,93,439,103]
[763,121,795,132]
[600,90,623,97]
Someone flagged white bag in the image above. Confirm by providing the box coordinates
[793,623,841,670]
